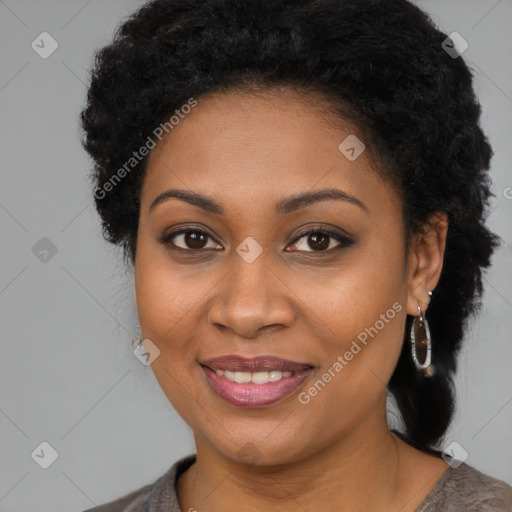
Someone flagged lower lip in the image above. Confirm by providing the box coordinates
[201,366,314,408]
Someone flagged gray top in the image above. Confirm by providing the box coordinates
[84,454,512,511]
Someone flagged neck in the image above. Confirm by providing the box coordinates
[178,404,409,511]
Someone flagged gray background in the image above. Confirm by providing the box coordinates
[1,0,511,510]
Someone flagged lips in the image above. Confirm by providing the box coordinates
[200,355,315,408]
[201,355,313,373]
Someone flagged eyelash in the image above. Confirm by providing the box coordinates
[160,226,354,254]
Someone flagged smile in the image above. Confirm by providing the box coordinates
[213,369,293,384]
[201,364,314,408]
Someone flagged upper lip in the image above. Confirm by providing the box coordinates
[201,355,314,373]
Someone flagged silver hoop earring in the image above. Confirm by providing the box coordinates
[409,305,435,377]
[131,323,142,349]
[131,336,143,350]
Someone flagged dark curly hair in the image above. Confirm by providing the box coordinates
[80,0,501,454]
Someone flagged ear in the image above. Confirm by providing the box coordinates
[406,211,449,316]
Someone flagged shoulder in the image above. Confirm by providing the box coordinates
[82,454,196,512]
[82,484,152,512]
[417,462,512,511]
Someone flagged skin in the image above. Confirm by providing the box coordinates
[134,88,450,512]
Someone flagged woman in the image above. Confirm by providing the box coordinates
[80,0,512,510]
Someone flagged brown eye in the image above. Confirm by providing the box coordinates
[306,232,330,251]
[161,229,222,251]
[287,228,354,253]
[183,231,208,249]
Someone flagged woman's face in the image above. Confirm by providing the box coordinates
[134,90,428,465]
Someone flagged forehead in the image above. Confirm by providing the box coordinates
[141,90,399,218]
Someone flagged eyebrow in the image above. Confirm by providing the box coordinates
[148,188,368,215]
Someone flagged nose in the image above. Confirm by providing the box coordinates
[207,251,296,339]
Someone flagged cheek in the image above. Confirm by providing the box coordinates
[134,241,206,424]
[294,283,406,443]
[135,227,190,330]
[134,234,195,360]
[309,230,408,390]
[318,243,405,341]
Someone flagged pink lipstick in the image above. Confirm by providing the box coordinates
[200,355,314,408]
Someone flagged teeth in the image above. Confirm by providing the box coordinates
[234,371,252,383]
[214,369,294,384]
